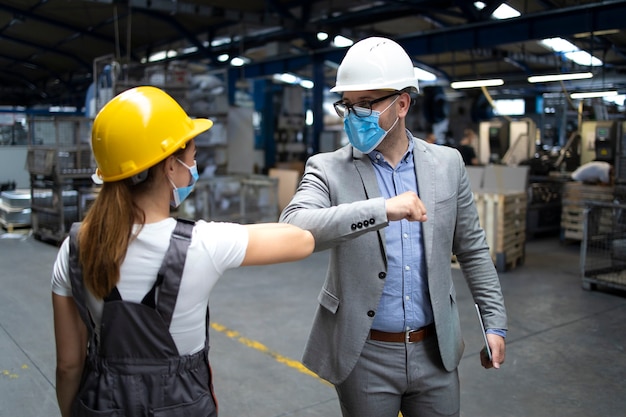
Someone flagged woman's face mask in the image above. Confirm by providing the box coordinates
[168,158,199,207]
[344,96,399,154]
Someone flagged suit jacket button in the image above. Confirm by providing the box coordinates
[367,310,375,317]
[351,223,357,230]
[378,272,386,279]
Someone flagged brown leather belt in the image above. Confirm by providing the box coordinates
[369,323,435,344]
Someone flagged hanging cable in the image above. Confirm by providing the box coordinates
[480,86,512,123]
[113,5,121,61]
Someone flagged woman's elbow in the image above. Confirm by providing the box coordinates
[304,230,315,255]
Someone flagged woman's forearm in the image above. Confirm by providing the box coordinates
[56,365,83,417]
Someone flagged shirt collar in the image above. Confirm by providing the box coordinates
[368,136,414,165]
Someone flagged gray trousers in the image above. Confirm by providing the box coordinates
[335,333,459,417]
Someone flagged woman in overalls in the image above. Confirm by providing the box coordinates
[51,86,315,417]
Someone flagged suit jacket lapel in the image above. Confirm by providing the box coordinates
[352,147,387,260]
[413,139,435,265]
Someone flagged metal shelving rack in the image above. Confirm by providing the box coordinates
[26,116,96,244]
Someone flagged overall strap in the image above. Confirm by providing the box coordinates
[150,218,195,328]
[68,223,96,347]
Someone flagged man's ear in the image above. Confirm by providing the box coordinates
[398,93,411,117]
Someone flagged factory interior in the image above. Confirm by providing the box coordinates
[1,1,626,416]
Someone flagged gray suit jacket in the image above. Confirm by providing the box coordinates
[280,134,507,385]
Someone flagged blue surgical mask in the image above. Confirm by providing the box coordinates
[344,96,399,154]
[169,159,199,207]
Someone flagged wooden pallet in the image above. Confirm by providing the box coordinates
[0,217,30,233]
[473,191,527,271]
[450,191,528,272]
[561,183,615,241]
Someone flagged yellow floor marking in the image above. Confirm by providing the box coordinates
[211,322,404,416]
[210,322,331,386]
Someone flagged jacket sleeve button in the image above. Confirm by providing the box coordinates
[351,223,357,230]
[370,218,375,225]
[363,220,369,227]
[378,272,386,279]
[367,310,376,317]
[357,222,363,228]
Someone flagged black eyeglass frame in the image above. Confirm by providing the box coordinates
[333,92,401,118]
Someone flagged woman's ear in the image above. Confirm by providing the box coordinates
[161,155,177,179]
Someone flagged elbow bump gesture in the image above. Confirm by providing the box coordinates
[386,191,427,222]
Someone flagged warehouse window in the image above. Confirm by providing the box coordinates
[493,99,525,116]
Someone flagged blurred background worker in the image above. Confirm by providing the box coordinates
[51,86,314,417]
[458,128,479,165]
[280,37,507,417]
[424,131,437,144]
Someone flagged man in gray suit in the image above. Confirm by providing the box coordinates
[280,37,507,417]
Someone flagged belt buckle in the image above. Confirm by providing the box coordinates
[405,329,414,344]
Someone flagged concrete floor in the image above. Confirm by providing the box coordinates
[1,227,625,417]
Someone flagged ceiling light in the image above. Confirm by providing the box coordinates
[415,67,437,81]
[528,72,593,83]
[333,35,353,48]
[450,79,504,89]
[570,91,618,99]
[230,57,250,67]
[574,29,620,38]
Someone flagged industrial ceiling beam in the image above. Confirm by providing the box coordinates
[238,0,626,85]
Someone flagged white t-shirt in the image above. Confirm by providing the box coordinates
[52,218,248,355]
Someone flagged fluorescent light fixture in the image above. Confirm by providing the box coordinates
[540,37,603,66]
[230,56,250,67]
[148,50,177,62]
[574,29,620,38]
[333,35,354,48]
[474,2,520,19]
[317,32,329,41]
[528,72,593,83]
[570,91,618,99]
[415,67,437,81]
[217,54,229,62]
[300,79,314,89]
[450,79,504,89]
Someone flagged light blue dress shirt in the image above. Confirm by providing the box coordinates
[367,139,506,338]
[369,140,434,333]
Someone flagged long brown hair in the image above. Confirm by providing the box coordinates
[77,145,188,299]
[77,171,153,299]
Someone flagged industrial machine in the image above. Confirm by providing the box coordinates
[477,119,537,166]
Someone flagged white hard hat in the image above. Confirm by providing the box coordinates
[330,37,419,94]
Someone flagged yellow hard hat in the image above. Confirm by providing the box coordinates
[91,86,213,183]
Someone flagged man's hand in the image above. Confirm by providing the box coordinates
[481,333,506,369]
[386,191,427,222]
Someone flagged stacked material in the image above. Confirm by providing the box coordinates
[0,189,31,231]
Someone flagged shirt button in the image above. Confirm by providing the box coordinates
[405,295,410,301]
[405,265,411,271]
[367,310,376,317]
[403,233,408,239]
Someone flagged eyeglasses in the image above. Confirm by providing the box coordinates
[333,92,400,118]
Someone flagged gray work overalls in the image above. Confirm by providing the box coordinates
[68,219,218,417]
